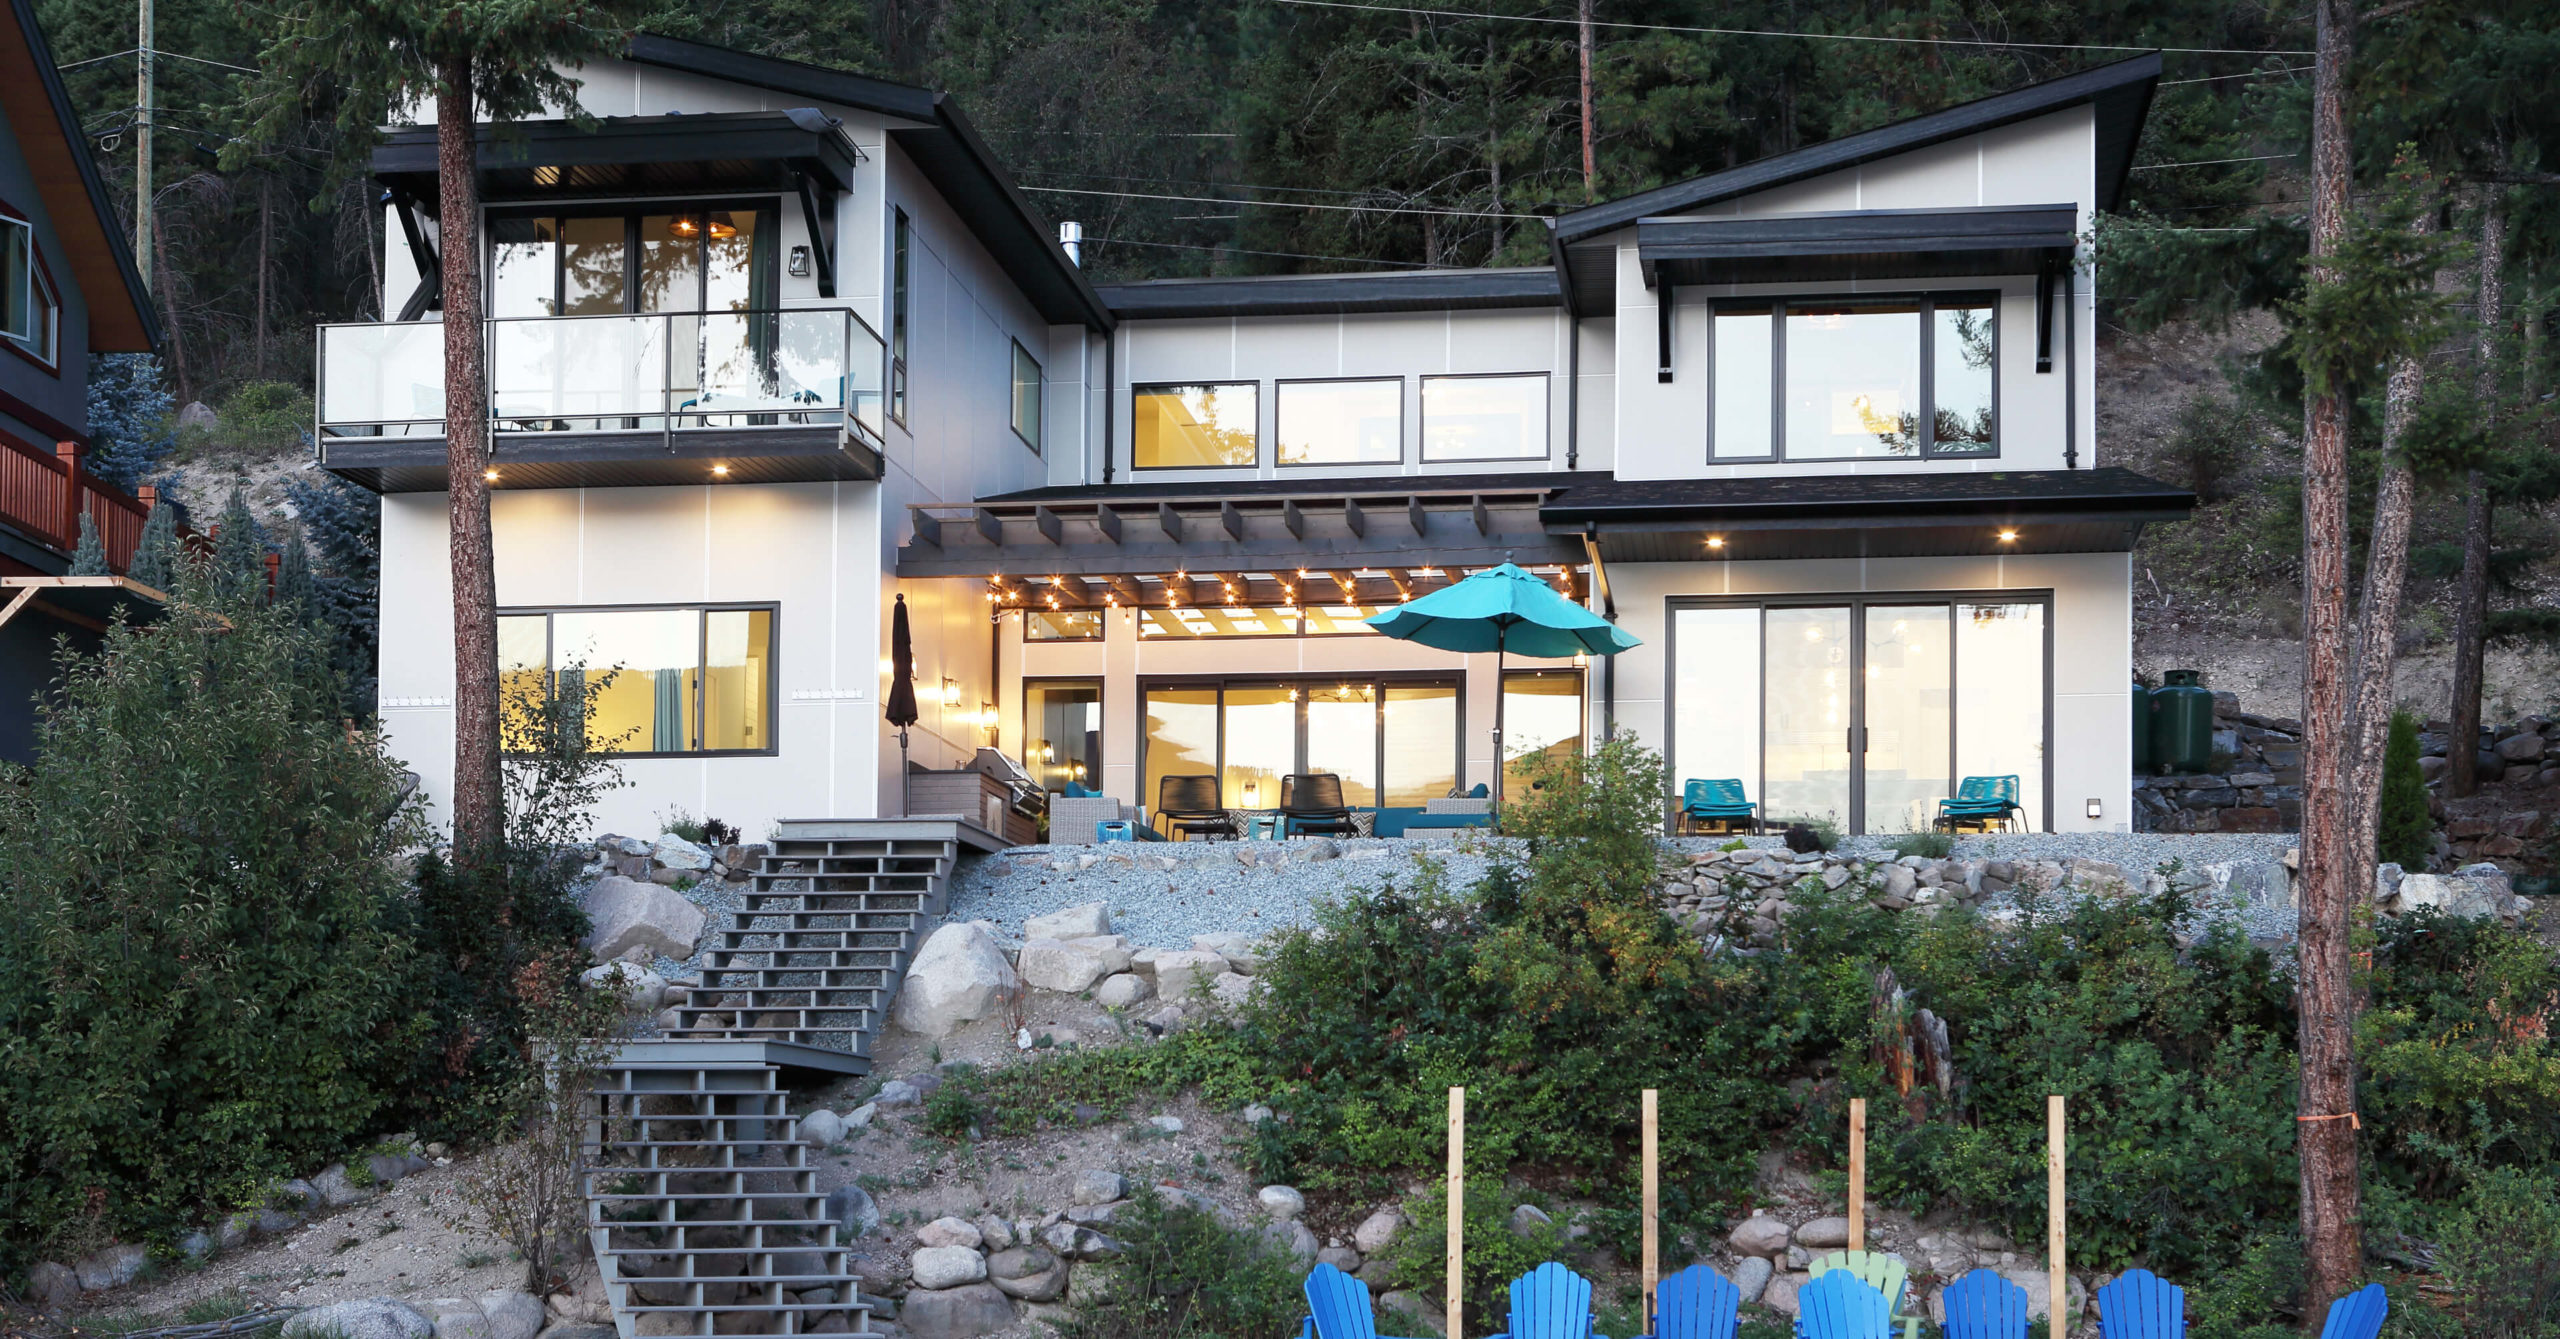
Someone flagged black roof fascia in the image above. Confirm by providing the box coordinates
[1097,267,1560,320]
[372,110,863,196]
[1635,204,2078,287]
[1538,466,2193,528]
[10,0,160,351]
[624,34,1112,332]
[976,470,1589,506]
[1552,52,2162,247]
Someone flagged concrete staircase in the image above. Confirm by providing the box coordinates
[582,820,1004,1339]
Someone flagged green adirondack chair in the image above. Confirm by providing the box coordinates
[1806,1253,1918,1339]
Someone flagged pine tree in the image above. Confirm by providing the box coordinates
[274,526,316,613]
[67,512,108,576]
[213,484,268,603]
[127,501,179,593]
[80,355,176,492]
[2376,709,2433,871]
[285,471,380,719]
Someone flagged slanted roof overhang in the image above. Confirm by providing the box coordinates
[896,475,1587,606]
[1635,205,2078,289]
[2,0,160,352]
[621,34,1114,332]
[1099,267,1560,320]
[372,109,863,203]
[1541,467,2193,562]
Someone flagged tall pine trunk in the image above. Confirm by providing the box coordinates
[2447,197,2504,797]
[2343,204,2437,879]
[2295,0,2363,1319]
[438,55,502,862]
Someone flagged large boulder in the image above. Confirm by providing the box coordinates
[583,876,708,962]
[1996,1268,2087,1323]
[1353,1209,1405,1255]
[1728,1214,1791,1259]
[899,1283,1016,1339]
[1073,1170,1127,1205]
[1761,1273,1812,1318]
[1094,974,1153,1009]
[912,1246,990,1290]
[986,1247,1068,1302]
[285,1299,436,1339]
[1794,1216,1852,1250]
[1730,1257,1774,1304]
[479,1292,545,1339]
[1261,1220,1319,1265]
[917,1218,984,1250]
[650,835,714,871]
[27,1261,77,1312]
[1258,1185,1306,1221]
[825,1184,881,1241]
[893,923,1021,1036]
[1018,938,1117,993]
[1026,902,1112,940]
[800,1108,848,1148]
[2394,871,2508,921]
[74,1243,149,1292]
[1153,950,1230,1001]
[583,962,669,1012]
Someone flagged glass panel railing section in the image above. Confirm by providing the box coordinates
[491,313,669,431]
[318,322,445,437]
[845,310,886,446]
[685,311,844,423]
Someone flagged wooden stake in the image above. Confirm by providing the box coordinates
[1642,1090,1659,1329]
[1848,1098,1867,1252]
[2048,1095,2067,1339]
[1448,1087,1465,1339]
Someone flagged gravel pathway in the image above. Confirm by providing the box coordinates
[941,831,2300,949]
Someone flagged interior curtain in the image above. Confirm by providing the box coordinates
[654,668,685,751]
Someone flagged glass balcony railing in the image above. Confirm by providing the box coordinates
[317,307,888,450]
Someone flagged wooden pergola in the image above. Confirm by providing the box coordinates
[0,575,172,633]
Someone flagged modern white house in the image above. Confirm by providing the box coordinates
[333,37,2188,839]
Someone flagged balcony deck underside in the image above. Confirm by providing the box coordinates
[321,426,882,493]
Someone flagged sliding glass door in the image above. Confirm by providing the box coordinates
[1141,678,1456,813]
[1669,595,2047,833]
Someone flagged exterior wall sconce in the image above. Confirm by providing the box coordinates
[2086,798,2103,820]
[940,677,962,707]
[980,703,999,739]
[788,245,812,277]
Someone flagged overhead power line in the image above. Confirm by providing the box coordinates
[58,46,259,74]
[2130,152,2297,170]
[1088,236,1437,268]
[1022,183,1543,220]
[2161,64,2311,84]
[1266,0,2316,56]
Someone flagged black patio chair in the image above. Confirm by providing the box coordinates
[1279,773,1358,838]
[1154,774,1235,841]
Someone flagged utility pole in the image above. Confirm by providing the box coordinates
[135,0,153,291]
[1577,0,1595,201]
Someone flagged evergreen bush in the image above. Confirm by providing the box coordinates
[80,354,175,491]
[0,559,425,1257]
[1066,1184,1303,1339]
[283,471,380,718]
[2376,708,2433,869]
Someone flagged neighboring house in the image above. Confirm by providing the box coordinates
[338,37,2188,838]
[0,0,163,763]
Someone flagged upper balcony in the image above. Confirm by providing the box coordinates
[315,307,886,492]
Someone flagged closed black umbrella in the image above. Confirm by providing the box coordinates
[887,593,919,813]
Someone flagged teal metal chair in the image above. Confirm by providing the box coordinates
[1936,775,2022,833]
[1680,779,1759,835]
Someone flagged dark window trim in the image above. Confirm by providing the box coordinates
[1274,375,1405,469]
[1500,666,1588,775]
[889,209,911,429]
[499,600,782,759]
[1706,289,2002,464]
[484,199,783,318]
[1129,603,1393,640]
[1130,380,1261,472]
[1022,607,1103,642]
[1660,588,2053,835]
[1419,370,1552,464]
[1010,336,1043,455]
[1021,675,1106,789]
[1136,671,1467,810]
[0,200,62,376]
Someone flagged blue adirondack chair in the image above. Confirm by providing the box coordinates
[1680,779,1760,834]
[1938,1269,2031,1339]
[1795,1272,1893,1339]
[1937,775,2023,832]
[2315,1284,2388,1339]
[1301,1263,1425,1339]
[1486,1262,1603,1339]
[2095,1269,2186,1339]
[1642,1265,1738,1339]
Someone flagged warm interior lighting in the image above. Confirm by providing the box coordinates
[1998,529,2019,543]
[669,216,703,238]
[705,212,738,240]
[483,469,500,482]
[710,464,729,476]
[1706,536,1725,549]
[940,677,961,707]
[2086,797,2104,819]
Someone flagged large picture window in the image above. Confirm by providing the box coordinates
[1142,678,1459,812]
[488,206,776,317]
[1711,294,1996,460]
[1422,373,1547,461]
[499,604,777,756]
[1501,669,1585,795]
[1134,383,1257,469]
[1278,378,1400,467]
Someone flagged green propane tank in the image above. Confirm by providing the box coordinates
[2150,668,2215,774]
[2132,679,2154,773]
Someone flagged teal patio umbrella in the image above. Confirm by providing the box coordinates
[1364,562,1641,805]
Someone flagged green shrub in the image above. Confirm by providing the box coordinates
[2437,1165,2560,1339]
[923,1078,985,1139]
[1890,831,1954,860]
[0,564,424,1257]
[2376,708,2433,869]
[1067,1184,1303,1339]
[1375,1181,1568,1329]
[174,381,313,462]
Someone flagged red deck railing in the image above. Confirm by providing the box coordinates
[0,436,152,573]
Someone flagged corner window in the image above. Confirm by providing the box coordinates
[1421,373,1547,462]
[1133,383,1257,469]
[1713,294,1997,461]
[890,210,911,426]
[498,604,777,756]
[1011,338,1043,453]
[1,215,59,369]
[1277,378,1400,467]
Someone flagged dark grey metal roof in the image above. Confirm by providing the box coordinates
[1097,267,1561,320]
[1636,205,2078,288]
[372,109,863,202]
[625,35,1113,332]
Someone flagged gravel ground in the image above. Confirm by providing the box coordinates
[940,831,2301,949]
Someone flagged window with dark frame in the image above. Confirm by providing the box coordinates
[1011,338,1043,454]
[1139,677,1462,813]
[890,211,911,426]
[485,205,780,317]
[1709,293,1998,461]
[496,604,778,757]
[1,213,59,369]
[1132,383,1258,469]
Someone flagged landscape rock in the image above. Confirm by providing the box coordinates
[917,1218,985,1250]
[985,1248,1068,1302]
[1730,1257,1774,1304]
[310,1162,382,1210]
[481,1292,546,1339]
[1258,1185,1307,1221]
[285,1299,436,1339]
[583,876,709,962]
[1190,932,1262,973]
[825,1184,881,1241]
[892,923,1021,1036]
[1148,1115,1186,1134]
[911,1246,990,1290]
[1152,950,1230,1001]
[2395,872,2505,921]
[1353,1209,1405,1255]
[975,1216,1018,1252]
[1073,1170,1127,1205]
[1729,1214,1792,1259]
[1316,1247,1363,1274]
[1261,1219,1320,1264]
[1026,902,1112,941]
[1508,1204,1553,1236]
[75,1243,150,1292]
[583,963,669,1012]
[1210,972,1257,1007]
[1377,1291,1446,1338]
[179,1231,214,1261]
[1761,1274,1812,1318]
[651,835,714,871]
[26,1262,77,1311]
[898,1284,1016,1339]
[1018,939,1111,994]
[1094,974,1153,1009]
[1794,1216,1852,1250]
[1997,1268,2087,1323]
[800,1109,847,1148]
